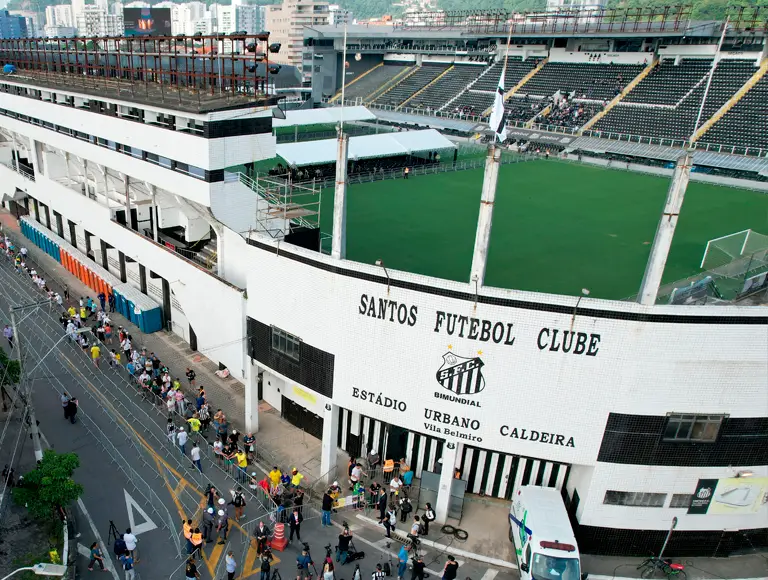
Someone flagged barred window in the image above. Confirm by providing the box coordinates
[604,491,666,508]
[271,326,301,362]
[664,414,724,442]
[669,494,692,509]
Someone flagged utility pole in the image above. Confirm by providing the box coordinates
[10,299,51,463]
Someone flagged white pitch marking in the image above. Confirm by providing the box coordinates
[480,569,499,580]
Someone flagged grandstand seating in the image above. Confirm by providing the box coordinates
[518,61,645,100]
[446,91,493,117]
[344,63,408,102]
[698,68,768,151]
[593,59,758,141]
[505,96,548,123]
[622,59,712,105]
[445,57,542,117]
[403,64,485,110]
[374,64,449,107]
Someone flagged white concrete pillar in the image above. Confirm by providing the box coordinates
[244,362,260,434]
[320,403,340,483]
[637,153,692,305]
[331,133,349,260]
[469,145,501,286]
[149,184,159,242]
[216,228,225,278]
[434,443,460,524]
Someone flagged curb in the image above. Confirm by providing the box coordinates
[355,514,519,570]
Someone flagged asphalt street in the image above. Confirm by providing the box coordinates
[0,247,517,580]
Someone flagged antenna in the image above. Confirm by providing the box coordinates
[339,18,348,134]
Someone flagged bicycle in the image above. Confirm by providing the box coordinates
[637,557,686,580]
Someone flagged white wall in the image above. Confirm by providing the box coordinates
[548,48,651,65]
[2,163,249,379]
[237,237,767,469]
[262,368,330,418]
[582,464,768,531]
[657,44,717,59]
[0,112,212,206]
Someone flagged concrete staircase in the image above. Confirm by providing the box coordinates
[364,65,416,103]
[398,65,454,109]
[329,62,383,103]
[691,58,768,143]
[482,58,548,117]
[579,58,658,133]
[526,104,551,128]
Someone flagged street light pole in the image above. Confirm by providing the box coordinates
[9,299,52,463]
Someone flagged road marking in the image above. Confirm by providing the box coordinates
[77,497,120,580]
[124,489,158,536]
[37,428,119,580]
[237,541,281,579]
[77,543,91,558]
[481,569,499,580]
[203,541,226,577]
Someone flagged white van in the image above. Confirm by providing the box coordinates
[509,486,582,580]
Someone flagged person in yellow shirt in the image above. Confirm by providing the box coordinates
[268,467,281,489]
[67,305,76,318]
[291,468,304,488]
[79,306,88,323]
[187,414,201,434]
[90,344,101,368]
[235,450,248,486]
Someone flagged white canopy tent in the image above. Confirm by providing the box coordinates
[276,129,456,167]
[272,106,376,128]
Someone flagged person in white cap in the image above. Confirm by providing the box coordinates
[217,508,229,545]
[202,507,215,543]
[177,426,188,456]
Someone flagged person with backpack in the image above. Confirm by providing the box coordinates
[231,486,246,520]
[399,496,413,523]
[119,552,135,580]
[123,528,138,560]
[113,535,127,559]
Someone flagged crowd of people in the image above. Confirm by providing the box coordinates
[1,229,467,580]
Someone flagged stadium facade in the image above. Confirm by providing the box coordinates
[0,22,765,558]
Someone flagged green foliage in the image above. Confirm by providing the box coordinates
[0,345,21,387]
[13,449,84,521]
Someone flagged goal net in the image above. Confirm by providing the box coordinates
[700,229,768,278]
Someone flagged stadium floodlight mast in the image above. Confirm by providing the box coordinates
[331,15,351,261]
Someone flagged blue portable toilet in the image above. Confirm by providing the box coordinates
[114,283,163,333]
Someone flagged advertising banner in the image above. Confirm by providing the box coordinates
[688,477,768,515]
[123,7,172,37]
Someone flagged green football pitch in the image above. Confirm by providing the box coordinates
[316,160,768,299]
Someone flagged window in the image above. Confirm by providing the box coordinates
[271,326,300,362]
[669,494,692,509]
[664,414,724,442]
[603,491,666,507]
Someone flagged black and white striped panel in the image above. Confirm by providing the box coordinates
[337,409,444,478]
[457,444,570,500]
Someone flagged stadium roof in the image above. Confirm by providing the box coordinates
[273,106,376,128]
[373,109,485,133]
[276,129,456,167]
[567,137,768,174]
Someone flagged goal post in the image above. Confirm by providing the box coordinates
[700,229,751,270]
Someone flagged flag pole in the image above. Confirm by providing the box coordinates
[496,21,513,143]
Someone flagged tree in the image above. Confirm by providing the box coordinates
[13,449,84,521]
[0,346,21,412]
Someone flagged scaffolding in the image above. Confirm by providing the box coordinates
[239,173,323,243]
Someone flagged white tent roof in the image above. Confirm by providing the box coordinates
[272,106,376,128]
[276,129,456,167]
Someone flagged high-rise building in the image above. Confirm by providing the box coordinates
[236,5,264,34]
[328,4,352,25]
[76,5,124,36]
[45,4,75,28]
[265,0,329,68]
[0,10,28,38]
[71,0,86,24]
